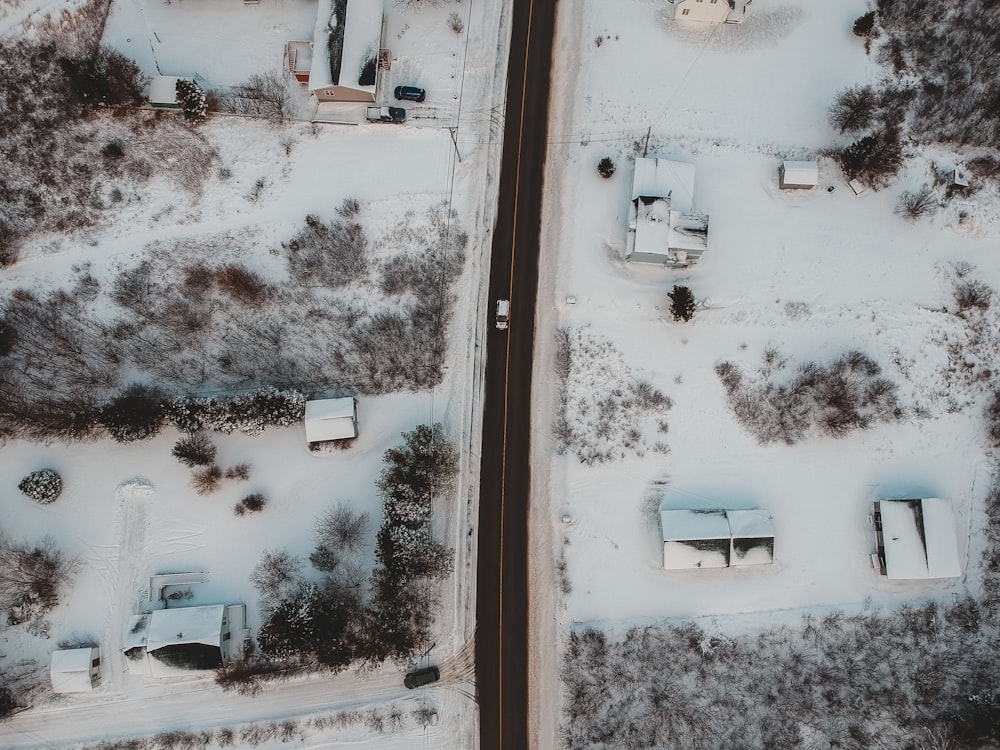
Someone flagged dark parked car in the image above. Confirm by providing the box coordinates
[394,85,426,103]
[404,666,440,689]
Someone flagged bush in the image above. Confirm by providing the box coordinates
[226,463,251,480]
[668,285,696,322]
[214,264,271,305]
[0,533,77,622]
[447,11,464,33]
[250,549,303,604]
[172,433,217,467]
[99,384,165,443]
[895,185,937,220]
[18,469,63,504]
[191,465,223,495]
[164,388,306,435]
[955,279,992,313]
[218,71,290,121]
[853,10,877,38]
[239,493,268,513]
[597,157,616,179]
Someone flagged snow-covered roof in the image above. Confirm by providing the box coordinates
[309,0,382,93]
[781,160,818,186]
[50,648,98,693]
[879,498,961,579]
[631,158,695,213]
[667,210,709,252]
[148,76,179,105]
[145,605,226,652]
[305,397,357,442]
[661,508,774,570]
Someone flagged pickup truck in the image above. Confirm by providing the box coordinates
[366,106,406,123]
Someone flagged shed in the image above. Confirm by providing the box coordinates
[50,647,100,693]
[872,498,961,579]
[950,168,969,189]
[779,160,819,189]
[305,396,358,443]
[149,76,180,108]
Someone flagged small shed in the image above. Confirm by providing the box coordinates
[872,498,961,579]
[950,168,970,189]
[779,161,819,189]
[50,647,100,693]
[149,76,180,108]
[305,396,358,443]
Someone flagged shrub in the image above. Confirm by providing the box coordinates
[239,493,268,513]
[597,157,616,179]
[853,10,877,38]
[447,11,464,33]
[191,465,223,495]
[954,279,992,313]
[172,433,217,467]
[668,285,696,322]
[18,469,63,504]
[226,463,251,480]
[99,384,165,442]
[250,549,303,604]
[214,264,271,305]
[0,533,77,621]
[895,185,937,220]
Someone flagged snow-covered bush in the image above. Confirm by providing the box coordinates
[18,469,63,504]
[165,388,306,436]
[225,463,251,480]
[852,10,877,38]
[0,533,77,623]
[668,285,696,322]
[829,85,878,134]
[597,157,616,179]
[895,185,937,220]
[172,433,217,467]
[285,212,369,288]
[175,79,207,124]
[99,384,166,443]
[554,327,673,464]
[238,493,268,514]
[716,348,901,445]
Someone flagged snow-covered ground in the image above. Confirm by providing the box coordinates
[534,0,1000,746]
[0,0,509,747]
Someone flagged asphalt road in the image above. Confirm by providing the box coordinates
[475,0,558,748]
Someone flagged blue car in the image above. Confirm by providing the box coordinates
[394,85,426,103]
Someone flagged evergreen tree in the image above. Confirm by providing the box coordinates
[668,285,696,323]
[176,79,207,124]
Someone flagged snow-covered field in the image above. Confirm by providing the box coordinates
[0,0,507,747]
[535,0,1000,745]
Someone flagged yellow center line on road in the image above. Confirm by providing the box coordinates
[499,0,536,747]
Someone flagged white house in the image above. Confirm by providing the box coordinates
[124,604,247,676]
[871,498,962,579]
[50,647,100,693]
[671,0,753,24]
[627,158,709,266]
[298,0,387,103]
[305,396,359,444]
[660,508,774,570]
[778,160,819,190]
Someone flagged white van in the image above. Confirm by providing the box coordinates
[495,299,510,330]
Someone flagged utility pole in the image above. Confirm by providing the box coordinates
[643,126,651,157]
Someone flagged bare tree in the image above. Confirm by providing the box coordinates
[219,71,291,121]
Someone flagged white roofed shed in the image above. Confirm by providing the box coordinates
[305,396,359,443]
[660,509,731,570]
[779,160,819,189]
[50,647,100,693]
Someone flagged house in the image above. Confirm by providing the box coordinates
[778,160,818,189]
[305,396,359,444]
[50,647,100,693]
[124,604,247,675]
[626,157,709,266]
[670,0,753,24]
[292,0,388,103]
[871,498,961,580]
[148,76,180,108]
[660,508,774,570]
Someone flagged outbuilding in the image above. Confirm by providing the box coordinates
[50,647,100,693]
[148,76,180,108]
[660,508,774,570]
[871,498,961,579]
[305,396,359,444]
[778,160,819,189]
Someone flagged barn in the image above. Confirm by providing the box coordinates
[660,508,774,570]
